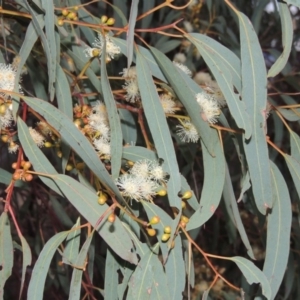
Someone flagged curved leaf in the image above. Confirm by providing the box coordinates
[263,161,291,300]
[229,256,271,299]
[268,3,293,78]
[27,231,69,300]
[136,50,181,209]
[187,131,225,231]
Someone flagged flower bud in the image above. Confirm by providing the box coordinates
[97,194,108,205]
[161,233,170,242]
[1,135,9,143]
[182,190,193,200]
[44,142,53,148]
[12,162,17,169]
[106,18,115,26]
[24,173,33,182]
[108,213,116,223]
[181,201,186,209]
[157,189,167,197]
[146,228,156,237]
[23,161,32,170]
[66,164,73,171]
[164,226,171,234]
[62,9,68,16]
[149,216,160,225]
[57,19,64,26]
[101,15,108,23]
[13,172,21,181]
[180,215,189,224]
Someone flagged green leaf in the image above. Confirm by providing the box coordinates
[0,213,13,296]
[268,3,293,77]
[263,161,291,300]
[150,46,215,155]
[127,0,139,68]
[50,196,74,228]
[21,96,123,201]
[237,10,273,214]
[52,175,138,265]
[122,146,157,161]
[27,231,69,300]
[136,50,181,209]
[69,233,94,300]
[229,256,271,299]
[285,155,300,201]
[187,131,225,231]
[119,109,137,144]
[104,248,119,300]
[187,33,251,139]
[55,64,73,172]
[101,40,123,178]
[127,244,171,300]
[0,168,24,188]
[23,1,55,100]
[283,0,300,7]
[223,165,254,259]
[19,235,32,300]
[165,235,185,300]
[63,218,81,265]
[290,130,300,162]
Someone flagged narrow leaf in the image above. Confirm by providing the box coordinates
[101,39,123,178]
[263,161,291,299]
[268,3,293,77]
[187,131,225,231]
[104,248,119,300]
[0,213,13,298]
[285,155,300,200]
[27,231,69,300]
[290,130,300,162]
[229,256,271,299]
[236,10,273,214]
[127,0,139,68]
[136,50,181,209]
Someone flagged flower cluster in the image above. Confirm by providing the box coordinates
[176,120,199,143]
[88,101,111,158]
[84,33,121,62]
[159,93,177,114]
[195,91,221,124]
[173,61,192,77]
[116,159,168,202]
[0,63,22,100]
[121,66,140,103]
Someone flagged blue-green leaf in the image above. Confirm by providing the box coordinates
[22,96,123,201]
[229,256,271,299]
[285,155,300,201]
[119,109,137,144]
[69,233,94,300]
[0,213,13,296]
[150,46,215,155]
[268,3,293,78]
[290,130,300,162]
[187,131,225,231]
[187,33,251,138]
[122,146,157,161]
[101,40,123,178]
[127,0,139,68]
[127,244,171,300]
[237,11,273,214]
[27,231,69,300]
[104,248,119,300]
[136,50,181,209]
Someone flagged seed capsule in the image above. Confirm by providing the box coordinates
[164,226,171,234]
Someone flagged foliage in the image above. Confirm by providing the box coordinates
[0,0,300,299]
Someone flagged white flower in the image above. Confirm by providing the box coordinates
[176,120,199,143]
[93,137,111,156]
[204,81,226,107]
[37,121,52,136]
[92,33,121,61]
[0,108,13,128]
[173,53,186,64]
[29,127,45,147]
[173,61,192,77]
[160,94,176,114]
[193,72,213,85]
[149,161,168,183]
[116,174,144,201]
[0,63,19,99]
[8,142,19,154]
[123,80,139,103]
[195,92,220,124]
[130,159,152,178]
[139,178,157,201]
[120,66,137,80]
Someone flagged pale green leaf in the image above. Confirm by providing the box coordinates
[0,213,13,297]
[268,3,293,78]
[290,130,300,162]
[229,256,271,299]
[27,231,69,300]
[119,109,137,144]
[122,146,157,161]
[237,11,273,214]
[104,248,119,300]
[136,50,181,209]
[263,161,292,300]
[187,131,225,231]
